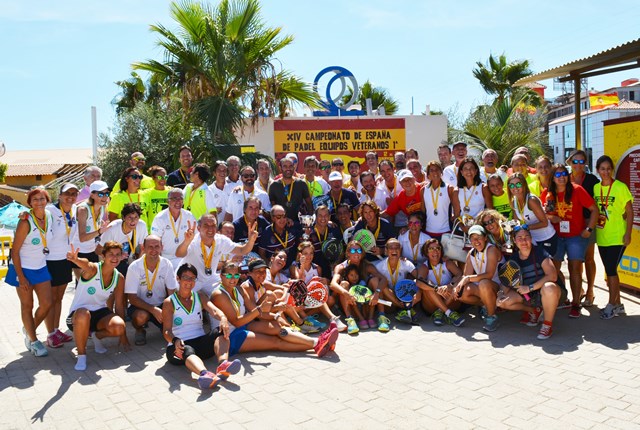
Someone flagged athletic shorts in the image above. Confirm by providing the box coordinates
[536,234,558,258]
[598,245,626,277]
[46,259,74,286]
[554,235,588,262]
[166,328,222,366]
[126,304,162,329]
[78,252,99,263]
[229,325,250,356]
[5,264,51,287]
[66,307,112,333]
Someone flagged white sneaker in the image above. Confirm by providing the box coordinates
[600,303,615,320]
[331,316,347,332]
[30,340,48,357]
[614,304,626,316]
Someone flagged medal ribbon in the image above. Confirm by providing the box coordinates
[169,211,182,242]
[143,255,159,296]
[463,185,476,211]
[599,180,614,219]
[315,226,327,242]
[30,210,48,250]
[431,263,443,285]
[387,260,399,287]
[331,190,342,211]
[201,240,215,272]
[281,179,293,203]
[274,230,289,249]
[430,185,440,213]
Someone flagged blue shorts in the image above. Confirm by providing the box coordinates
[5,264,51,287]
[554,235,588,262]
[229,325,250,356]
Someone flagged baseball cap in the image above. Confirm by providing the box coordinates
[328,171,343,181]
[468,225,486,237]
[248,259,268,271]
[286,152,299,163]
[451,141,468,149]
[60,183,79,193]
[396,169,414,182]
[89,180,110,193]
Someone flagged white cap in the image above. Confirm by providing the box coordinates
[286,152,298,163]
[328,171,343,182]
[396,169,414,182]
[89,180,109,193]
[60,183,79,193]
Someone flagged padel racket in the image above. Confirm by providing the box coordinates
[313,195,333,212]
[322,238,344,263]
[343,225,356,244]
[395,279,418,324]
[241,252,261,271]
[498,260,530,301]
[349,284,373,304]
[285,280,308,307]
[304,280,329,309]
[352,228,382,260]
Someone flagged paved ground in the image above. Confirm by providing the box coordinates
[1,255,640,429]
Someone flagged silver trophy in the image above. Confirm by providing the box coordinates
[299,214,315,240]
[501,219,520,250]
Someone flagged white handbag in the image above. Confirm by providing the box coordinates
[441,220,468,262]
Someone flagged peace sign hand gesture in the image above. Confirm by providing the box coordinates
[66,244,80,262]
[184,220,196,242]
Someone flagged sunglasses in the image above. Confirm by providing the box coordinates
[133,157,146,162]
[349,248,363,254]
[155,175,169,180]
[332,162,344,167]
[95,191,110,198]
[482,218,496,227]
[508,182,523,189]
[128,174,143,180]
[180,275,197,282]
[242,174,256,179]
[513,224,530,232]
[554,171,569,178]
[427,246,442,252]
[572,159,586,165]
[223,273,241,279]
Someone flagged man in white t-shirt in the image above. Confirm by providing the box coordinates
[359,171,389,210]
[479,148,507,183]
[443,141,468,186]
[176,213,258,295]
[98,202,148,277]
[124,235,178,345]
[224,166,271,222]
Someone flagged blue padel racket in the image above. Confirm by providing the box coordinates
[394,279,418,324]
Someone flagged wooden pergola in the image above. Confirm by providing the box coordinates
[514,38,640,150]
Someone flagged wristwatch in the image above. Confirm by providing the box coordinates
[586,227,593,232]
[528,284,534,292]
[375,289,381,293]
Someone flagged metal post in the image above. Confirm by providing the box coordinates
[91,106,98,163]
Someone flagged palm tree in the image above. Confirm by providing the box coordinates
[133,0,318,144]
[342,80,399,115]
[472,54,533,104]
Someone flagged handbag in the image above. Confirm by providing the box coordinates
[441,220,468,262]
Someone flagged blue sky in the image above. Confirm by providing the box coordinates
[1,0,639,151]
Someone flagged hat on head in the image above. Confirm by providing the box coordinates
[248,259,268,271]
[396,169,414,182]
[89,180,109,193]
[60,183,79,193]
[286,152,298,163]
[451,141,467,149]
[468,225,486,237]
[328,171,343,182]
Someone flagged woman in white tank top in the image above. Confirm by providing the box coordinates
[423,161,454,236]
[455,226,503,332]
[77,181,111,261]
[452,158,493,226]
[416,238,465,327]
[7,188,54,357]
[65,241,130,371]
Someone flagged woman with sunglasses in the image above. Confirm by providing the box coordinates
[416,239,465,327]
[398,212,430,266]
[455,225,503,332]
[507,173,557,256]
[184,163,217,221]
[422,160,454,238]
[108,167,145,221]
[511,154,541,197]
[162,263,241,390]
[352,201,395,261]
[541,164,598,319]
[476,209,511,255]
[497,226,562,340]
[212,262,339,358]
[452,157,492,229]
[567,150,600,307]
[6,188,54,357]
[330,240,388,334]
[593,155,633,319]
[44,183,80,348]
[142,165,172,230]
[487,174,512,219]
[77,181,111,263]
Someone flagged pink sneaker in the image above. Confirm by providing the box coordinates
[367,319,376,328]
[216,359,241,381]
[55,329,73,343]
[314,327,338,357]
[358,320,369,329]
[46,332,64,348]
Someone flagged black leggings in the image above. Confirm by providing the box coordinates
[598,245,626,277]
[166,328,221,365]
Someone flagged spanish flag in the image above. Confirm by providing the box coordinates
[589,92,619,110]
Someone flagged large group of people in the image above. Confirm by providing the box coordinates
[5,143,633,390]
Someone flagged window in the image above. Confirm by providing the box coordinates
[631,91,635,101]
[36,175,42,181]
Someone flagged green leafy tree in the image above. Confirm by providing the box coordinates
[472,54,533,104]
[132,0,318,145]
[342,80,399,115]
[0,162,7,183]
